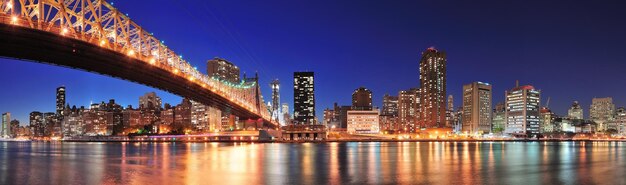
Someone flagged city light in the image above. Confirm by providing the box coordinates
[149,58,156,65]
[61,28,68,36]
[6,2,13,9]
[10,15,18,24]
[127,50,135,56]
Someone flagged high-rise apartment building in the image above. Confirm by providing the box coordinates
[398,88,420,132]
[461,82,492,134]
[352,87,373,110]
[1,112,9,137]
[382,94,399,116]
[445,95,454,127]
[56,86,65,116]
[589,97,616,131]
[568,101,584,120]
[207,57,240,83]
[419,47,446,128]
[504,84,541,137]
[293,72,315,125]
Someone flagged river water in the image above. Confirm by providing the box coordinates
[0,141,625,185]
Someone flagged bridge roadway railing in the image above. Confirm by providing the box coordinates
[0,0,273,123]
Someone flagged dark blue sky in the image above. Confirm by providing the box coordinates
[2,0,626,124]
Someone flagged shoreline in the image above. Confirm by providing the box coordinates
[5,138,625,143]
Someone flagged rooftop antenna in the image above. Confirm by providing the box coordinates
[515,80,519,87]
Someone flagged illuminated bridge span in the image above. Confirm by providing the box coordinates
[0,0,277,128]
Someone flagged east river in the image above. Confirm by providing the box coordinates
[0,141,625,185]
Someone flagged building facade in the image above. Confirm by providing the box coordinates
[419,47,447,128]
[568,101,584,120]
[347,109,380,134]
[461,82,492,134]
[293,72,315,125]
[589,97,616,131]
[492,102,506,133]
[207,57,240,83]
[1,112,9,137]
[398,88,420,132]
[352,87,373,110]
[504,84,541,137]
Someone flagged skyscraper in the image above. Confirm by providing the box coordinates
[270,79,281,122]
[419,47,447,128]
[445,95,454,127]
[293,72,315,125]
[207,57,240,83]
[1,112,9,137]
[589,97,616,131]
[56,86,65,116]
[398,88,420,132]
[568,101,584,120]
[461,82,492,134]
[352,87,373,110]
[504,83,541,137]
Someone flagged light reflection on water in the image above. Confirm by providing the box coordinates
[0,141,625,184]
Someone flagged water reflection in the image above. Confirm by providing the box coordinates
[0,141,625,184]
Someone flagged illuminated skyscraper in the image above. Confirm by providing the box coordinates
[207,57,240,83]
[398,88,420,132]
[461,82,492,134]
[56,86,66,116]
[504,83,541,137]
[419,47,447,128]
[352,87,372,110]
[293,72,315,125]
[270,79,281,122]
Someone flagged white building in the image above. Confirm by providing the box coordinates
[347,109,380,134]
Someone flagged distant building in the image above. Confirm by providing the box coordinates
[352,87,373,110]
[461,82,492,134]
[123,108,142,128]
[589,97,616,131]
[540,107,557,133]
[614,107,626,135]
[174,98,192,127]
[567,101,584,120]
[491,102,506,133]
[419,47,447,128]
[281,103,291,125]
[381,94,399,131]
[191,100,209,131]
[398,88,420,132]
[62,108,84,137]
[347,109,380,134]
[445,95,454,127]
[504,83,541,137]
[9,120,19,138]
[293,72,315,125]
[56,86,66,116]
[1,112,9,137]
[207,57,240,83]
[270,79,281,123]
[382,94,399,116]
[323,108,336,127]
[139,92,162,110]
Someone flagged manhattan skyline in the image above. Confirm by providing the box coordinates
[1,0,626,123]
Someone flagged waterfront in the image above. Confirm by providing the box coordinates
[0,141,625,184]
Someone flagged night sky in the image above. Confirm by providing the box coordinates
[1,0,626,124]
